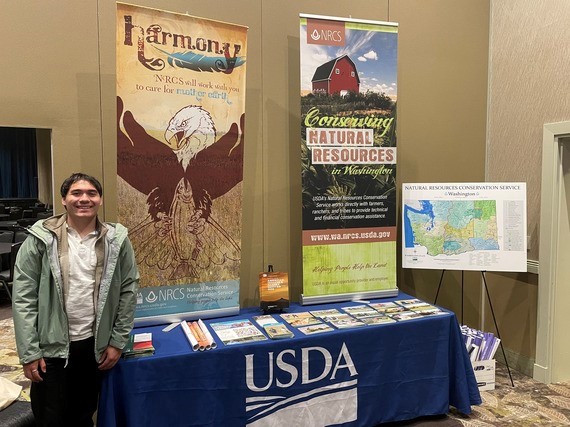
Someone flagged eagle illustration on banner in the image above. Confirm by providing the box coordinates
[117,96,244,284]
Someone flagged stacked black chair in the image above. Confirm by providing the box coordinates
[0,230,13,243]
[14,231,29,243]
[0,241,23,301]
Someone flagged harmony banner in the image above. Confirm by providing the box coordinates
[116,3,247,325]
[300,14,398,304]
[402,182,527,272]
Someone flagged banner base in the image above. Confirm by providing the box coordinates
[135,305,240,327]
[300,289,398,306]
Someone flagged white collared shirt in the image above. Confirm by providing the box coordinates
[66,226,98,341]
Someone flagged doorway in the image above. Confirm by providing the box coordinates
[0,127,53,207]
[535,121,570,383]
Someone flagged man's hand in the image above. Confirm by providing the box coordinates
[98,345,122,370]
[23,358,46,383]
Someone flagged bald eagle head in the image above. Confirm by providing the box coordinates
[165,106,216,170]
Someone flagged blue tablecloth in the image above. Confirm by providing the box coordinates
[98,292,481,426]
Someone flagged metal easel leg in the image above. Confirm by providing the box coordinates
[481,271,514,387]
[461,270,464,325]
[434,269,446,305]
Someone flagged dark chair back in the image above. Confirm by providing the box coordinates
[36,211,52,219]
[8,207,22,221]
[0,241,23,301]
[17,218,37,228]
[0,230,14,243]
[21,209,35,219]
[6,242,22,282]
[14,230,29,243]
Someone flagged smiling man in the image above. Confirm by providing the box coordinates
[12,172,139,426]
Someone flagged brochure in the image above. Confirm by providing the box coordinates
[280,312,321,327]
[298,323,334,335]
[259,271,290,312]
[361,315,397,325]
[394,298,429,309]
[341,305,380,319]
[309,308,342,320]
[369,302,407,315]
[264,323,295,339]
[253,315,294,339]
[461,325,501,361]
[325,314,366,329]
[210,319,268,345]
[253,314,279,327]
[123,332,155,358]
[394,298,446,317]
[409,304,446,316]
[389,311,423,322]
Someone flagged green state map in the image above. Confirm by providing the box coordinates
[403,200,499,256]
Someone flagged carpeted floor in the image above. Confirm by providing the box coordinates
[0,297,30,403]
[449,363,570,426]
[2,295,570,426]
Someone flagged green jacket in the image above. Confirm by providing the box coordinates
[12,214,139,365]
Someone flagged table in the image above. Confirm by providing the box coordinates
[98,292,481,427]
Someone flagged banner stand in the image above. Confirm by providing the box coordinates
[116,4,248,326]
[299,14,399,302]
[301,288,398,306]
[135,306,239,328]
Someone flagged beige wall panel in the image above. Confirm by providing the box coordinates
[484,272,537,368]
[488,0,570,261]
[391,0,489,322]
[0,2,104,211]
[393,0,489,185]
[486,0,570,365]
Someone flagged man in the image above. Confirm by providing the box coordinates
[12,172,139,426]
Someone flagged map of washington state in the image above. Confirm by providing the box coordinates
[403,200,499,256]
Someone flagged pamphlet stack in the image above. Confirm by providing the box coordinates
[122,332,155,358]
[461,325,499,390]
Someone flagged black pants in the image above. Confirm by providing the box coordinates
[30,337,100,427]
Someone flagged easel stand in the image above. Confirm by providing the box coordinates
[434,269,514,387]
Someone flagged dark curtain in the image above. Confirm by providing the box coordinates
[0,127,38,198]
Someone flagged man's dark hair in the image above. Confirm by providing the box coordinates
[60,173,103,197]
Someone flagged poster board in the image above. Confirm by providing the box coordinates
[402,183,527,272]
[299,14,399,304]
[116,3,248,325]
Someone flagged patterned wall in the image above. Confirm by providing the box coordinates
[487,0,570,261]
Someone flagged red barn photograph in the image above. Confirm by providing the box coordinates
[311,55,360,95]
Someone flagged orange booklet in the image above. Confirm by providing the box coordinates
[259,271,289,312]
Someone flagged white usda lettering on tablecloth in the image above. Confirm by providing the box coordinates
[244,343,358,426]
